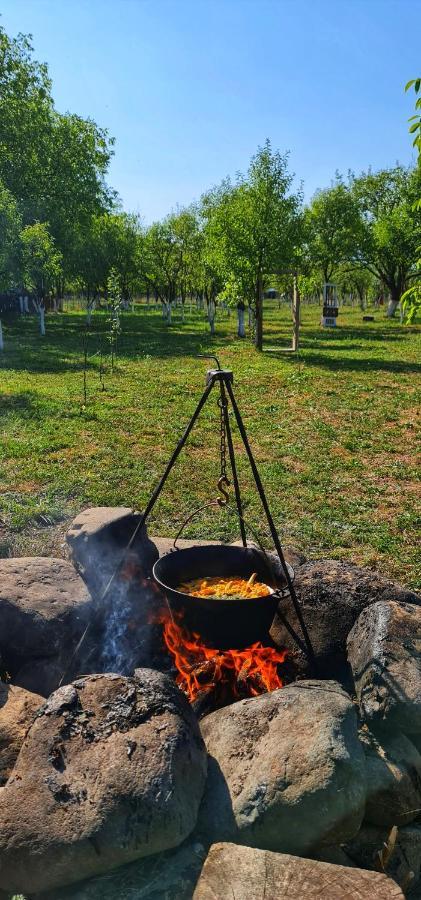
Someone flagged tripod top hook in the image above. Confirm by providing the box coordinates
[197,354,222,370]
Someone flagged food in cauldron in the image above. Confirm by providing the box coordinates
[177,572,272,601]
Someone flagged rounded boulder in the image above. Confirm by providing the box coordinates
[0,670,207,895]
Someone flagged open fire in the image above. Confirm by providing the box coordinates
[161,610,287,707]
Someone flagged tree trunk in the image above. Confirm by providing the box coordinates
[208,298,216,334]
[237,307,245,338]
[39,307,46,336]
[87,300,96,325]
[292,275,300,351]
[254,274,263,350]
[24,296,29,313]
[387,287,400,317]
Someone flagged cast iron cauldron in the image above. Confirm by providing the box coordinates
[153,544,294,650]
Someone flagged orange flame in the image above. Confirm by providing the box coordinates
[161,613,287,705]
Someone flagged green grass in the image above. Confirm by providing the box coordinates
[0,300,419,588]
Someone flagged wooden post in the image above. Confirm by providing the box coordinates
[292,273,300,351]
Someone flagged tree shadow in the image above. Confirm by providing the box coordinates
[0,311,231,373]
[299,352,420,375]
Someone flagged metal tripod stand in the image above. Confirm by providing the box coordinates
[128,356,315,668]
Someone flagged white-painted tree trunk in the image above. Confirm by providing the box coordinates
[32,299,46,335]
[248,306,253,327]
[19,296,24,314]
[0,320,3,351]
[52,298,58,313]
[387,299,399,318]
[208,299,216,334]
[162,301,172,323]
[181,303,185,323]
[24,296,29,313]
[237,307,246,337]
[86,300,96,325]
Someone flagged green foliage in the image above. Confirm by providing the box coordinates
[0,178,21,290]
[305,180,363,283]
[0,24,114,292]
[405,78,421,156]
[401,78,421,322]
[202,140,302,348]
[20,222,62,300]
[351,166,421,309]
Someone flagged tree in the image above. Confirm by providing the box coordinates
[0,28,53,207]
[305,180,364,285]
[0,27,114,292]
[351,165,421,316]
[20,222,62,333]
[0,179,21,291]
[143,216,185,322]
[40,112,115,292]
[202,141,302,349]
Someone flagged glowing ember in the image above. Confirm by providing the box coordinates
[162,613,287,705]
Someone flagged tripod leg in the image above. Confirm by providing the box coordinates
[220,381,247,547]
[225,379,315,668]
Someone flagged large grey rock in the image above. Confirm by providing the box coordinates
[197,680,366,854]
[0,557,94,695]
[34,839,207,900]
[67,508,161,675]
[192,842,404,899]
[67,507,158,599]
[347,600,421,733]
[271,560,420,677]
[0,681,43,784]
[0,670,207,895]
[360,727,421,827]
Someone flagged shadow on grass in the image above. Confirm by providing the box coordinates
[266,350,421,375]
[0,311,231,373]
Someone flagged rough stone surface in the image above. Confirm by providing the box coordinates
[67,507,159,599]
[359,727,421,826]
[0,681,43,784]
[66,508,163,676]
[197,680,366,855]
[0,670,207,895]
[0,557,94,695]
[346,823,421,895]
[192,842,404,899]
[347,600,421,733]
[271,560,420,677]
[34,839,207,900]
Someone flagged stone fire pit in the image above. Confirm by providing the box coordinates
[0,506,420,899]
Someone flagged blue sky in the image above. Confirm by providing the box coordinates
[1,0,420,222]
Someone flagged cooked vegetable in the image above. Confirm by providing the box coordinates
[178,574,271,600]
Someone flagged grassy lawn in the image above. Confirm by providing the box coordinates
[0,301,419,588]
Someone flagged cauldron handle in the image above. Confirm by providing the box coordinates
[172,501,292,599]
[172,499,220,549]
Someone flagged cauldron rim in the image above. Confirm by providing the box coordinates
[152,543,294,649]
[152,543,294,603]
